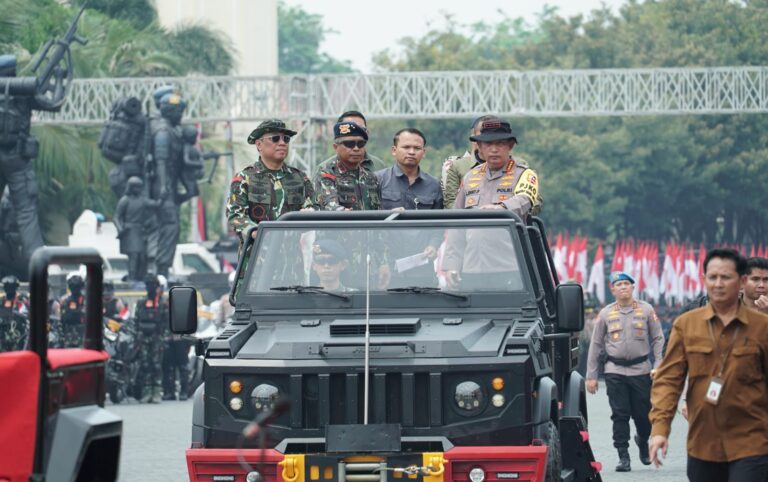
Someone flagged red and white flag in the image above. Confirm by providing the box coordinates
[587,244,606,303]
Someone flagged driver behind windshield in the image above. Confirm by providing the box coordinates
[312,240,352,292]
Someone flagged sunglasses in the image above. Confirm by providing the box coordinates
[336,140,367,149]
[314,255,341,266]
[261,134,291,144]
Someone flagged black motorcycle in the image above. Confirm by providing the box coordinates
[103,316,141,404]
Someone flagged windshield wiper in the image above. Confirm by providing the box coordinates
[270,285,350,301]
[387,286,468,301]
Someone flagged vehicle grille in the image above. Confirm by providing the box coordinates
[288,372,442,429]
[330,319,421,337]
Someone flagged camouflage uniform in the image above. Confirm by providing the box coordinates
[58,293,85,348]
[0,294,28,351]
[441,151,478,209]
[134,295,168,403]
[312,157,382,211]
[226,159,314,241]
[315,153,387,177]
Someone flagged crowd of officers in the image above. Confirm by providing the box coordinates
[0,272,189,404]
[225,112,541,247]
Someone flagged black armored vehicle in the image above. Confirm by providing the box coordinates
[171,211,602,482]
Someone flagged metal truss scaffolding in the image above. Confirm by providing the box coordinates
[33,67,768,171]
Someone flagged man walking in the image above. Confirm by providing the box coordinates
[586,271,665,472]
[649,248,768,481]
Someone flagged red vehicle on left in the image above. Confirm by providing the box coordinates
[0,247,122,482]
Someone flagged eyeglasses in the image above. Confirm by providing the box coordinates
[336,140,367,149]
[314,255,341,266]
[261,134,292,144]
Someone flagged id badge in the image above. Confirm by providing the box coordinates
[705,376,724,405]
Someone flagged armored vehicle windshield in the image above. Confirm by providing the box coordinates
[242,219,533,301]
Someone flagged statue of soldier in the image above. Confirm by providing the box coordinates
[0,187,25,278]
[177,125,205,204]
[114,176,161,281]
[147,91,187,277]
[0,55,53,263]
[134,273,168,403]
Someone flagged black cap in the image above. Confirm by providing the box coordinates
[313,239,346,260]
[469,116,517,143]
[248,119,297,144]
[333,121,368,140]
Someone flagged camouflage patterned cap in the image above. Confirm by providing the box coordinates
[248,119,297,144]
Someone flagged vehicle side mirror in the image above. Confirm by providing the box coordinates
[169,286,198,334]
[555,283,584,332]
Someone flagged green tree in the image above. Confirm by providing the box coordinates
[277,2,352,74]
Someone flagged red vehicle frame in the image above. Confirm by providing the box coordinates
[0,247,122,482]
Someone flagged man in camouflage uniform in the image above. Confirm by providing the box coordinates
[314,111,387,176]
[227,119,313,244]
[0,275,28,351]
[58,273,86,348]
[134,273,168,403]
[313,121,382,211]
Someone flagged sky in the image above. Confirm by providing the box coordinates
[283,0,630,72]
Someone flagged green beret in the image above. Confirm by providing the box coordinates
[247,119,297,144]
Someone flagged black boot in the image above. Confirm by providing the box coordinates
[615,449,631,472]
[635,435,651,465]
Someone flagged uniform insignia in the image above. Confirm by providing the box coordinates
[500,182,513,187]
[232,175,243,183]
[321,172,337,181]
[69,302,76,309]
[466,197,477,206]
[498,195,508,201]
[3,300,11,308]
[145,300,154,308]
[339,124,351,134]
[612,333,620,340]
[528,173,537,184]
[468,183,478,188]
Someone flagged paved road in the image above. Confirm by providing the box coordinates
[110,388,689,481]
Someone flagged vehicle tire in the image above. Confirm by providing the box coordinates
[541,420,562,482]
[109,384,125,404]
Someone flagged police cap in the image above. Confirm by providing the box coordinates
[333,121,368,141]
[469,116,517,143]
[313,239,346,261]
[247,119,297,145]
[609,271,635,285]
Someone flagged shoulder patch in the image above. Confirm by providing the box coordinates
[321,172,337,181]
[231,175,243,183]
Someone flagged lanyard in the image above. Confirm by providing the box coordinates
[707,319,741,377]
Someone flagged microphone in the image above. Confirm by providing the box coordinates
[242,398,291,439]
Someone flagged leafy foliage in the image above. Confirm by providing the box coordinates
[277,2,352,74]
[371,0,768,245]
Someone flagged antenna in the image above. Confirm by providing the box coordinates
[363,254,371,425]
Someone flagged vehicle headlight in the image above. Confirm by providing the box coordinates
[469,467,485,482]
[251,383,279,412]
[454,381,485,415]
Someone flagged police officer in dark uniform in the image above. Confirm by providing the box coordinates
[586,272,665,472]
[0,274,28,351]
[148,91,187,277]
[58,273,86,348]
[102,281,125,319]
[134,273,169,403]
[0,55,50,262]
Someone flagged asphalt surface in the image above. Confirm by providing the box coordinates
[110,387,689,481]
